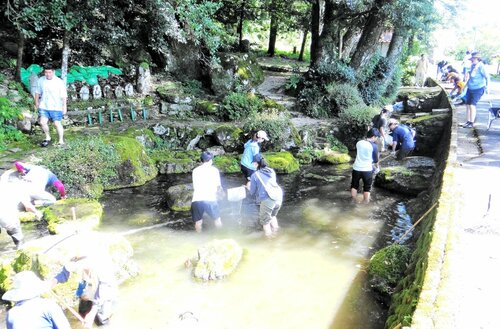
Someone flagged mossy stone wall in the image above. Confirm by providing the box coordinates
[385,82,456,329]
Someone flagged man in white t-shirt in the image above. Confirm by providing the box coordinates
[191,151,223,232]
[350,129,379,203]
[35,64,67,147]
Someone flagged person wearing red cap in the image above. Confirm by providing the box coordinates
[14,162,66,204]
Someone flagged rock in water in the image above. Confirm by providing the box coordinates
[193,239,243,281]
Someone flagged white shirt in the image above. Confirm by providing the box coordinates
[191,163,222,202]
[36,76,67,111]
[353,140,375,172]
[0,183,31,226]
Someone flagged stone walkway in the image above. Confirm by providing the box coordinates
[445,79,500,328]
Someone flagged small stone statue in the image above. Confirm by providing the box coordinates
[124,83,134,97]
[68,84,78,101]
[93,84,102,99]
[29,73,39,97]
[103,85,112,98]
[79,85,90,101]
[115,86,124,98]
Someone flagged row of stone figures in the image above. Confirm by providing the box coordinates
[28,66,151,101]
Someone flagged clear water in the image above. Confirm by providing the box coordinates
[0,165,411,329]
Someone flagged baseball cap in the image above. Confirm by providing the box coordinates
[200,151,213,162]
[256,130,269,141]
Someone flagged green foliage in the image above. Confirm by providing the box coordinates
[369,244,411,287]
[39,135,121,198]
[183,80,204,97]
[325,83,365,112]
[0,97,26,150]
[326,135,348,153]
[337,104,379,149]
[314,59,356,85]
[242,109,291,151]
[357,55,391,105]
[219,92,264,121]
[285,73,302,94]
[297,85,328,118]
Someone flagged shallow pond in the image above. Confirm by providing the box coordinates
[0,164,413,329]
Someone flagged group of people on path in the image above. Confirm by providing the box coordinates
[351,106,416,203]
[190,130,283,238]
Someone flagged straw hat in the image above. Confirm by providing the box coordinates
[2,271,48,302]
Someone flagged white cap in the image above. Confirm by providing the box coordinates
[256,130,269,141]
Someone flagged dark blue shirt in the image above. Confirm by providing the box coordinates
[392,125,415,150]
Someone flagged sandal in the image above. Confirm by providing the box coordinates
[40,140,51,147]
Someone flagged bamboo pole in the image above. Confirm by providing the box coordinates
[396,202,438,244]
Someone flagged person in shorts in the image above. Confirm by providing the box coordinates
[461,52,490,128]
[35,64,67,147]
[191,151,223,232]
[351,129,379,203]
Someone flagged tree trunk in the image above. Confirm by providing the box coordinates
[267,4,278,57]
[15,32,25,82]
[310,0,321,65]
[349,0,391,71]
[299,27,308,62]
[386,28,405,63]
[340,27,360,60]
[237,0,246,49]
[315,0,339,66]
[61,30,70,84]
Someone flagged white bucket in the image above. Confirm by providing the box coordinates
[227,186,246,202]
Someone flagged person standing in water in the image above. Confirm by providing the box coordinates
[191,151,223,233]
[350,129,379,203]
[240,130,269,186]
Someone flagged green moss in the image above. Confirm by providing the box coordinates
[0,262,14,293]
[381,166,413,178]
[316,149,351,164]
[215,125,243,141]
[139,62,150,70]
[103,134,158,188]
[369,244,411,286]
[264,151,300,173]
[43,198,103,234]
[69,98,112,111]
[213,155,240,173]
[196,100,218,114]
[407,113,448,124]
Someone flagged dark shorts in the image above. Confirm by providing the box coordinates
[351,169,373,192]
[464,87,485,106]
[39,109,63,121]
[240,164,256,181]
[191,201,220,222]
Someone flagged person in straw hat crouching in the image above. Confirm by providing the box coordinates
[2,270,70,329]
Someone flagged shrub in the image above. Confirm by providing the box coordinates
[357,56,391,105]
[0,97,25,150]
[219,92,263,121]
[325,83,365,113]
[243,109,292,151]
[297,85,328,118]
[39,135,121,198]
[337,104,379,149]
[315,59,356,84]
[326,135,348,153]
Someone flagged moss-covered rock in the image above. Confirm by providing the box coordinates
[43,198,103,235]
[196,100,219,115]
[213,154,241,174]
[214,124,243,153]
[150,149,201,174]
[103,134,158,189]
[369,244,412,299]
[156,81,192,104]
[315,149,351,164]
[165,183,193,212]
[263,151,300,173]
[375,156,435,196]
[193,239,243,281]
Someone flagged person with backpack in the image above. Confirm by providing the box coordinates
[248,154,283,238]
[371,106,390,152]
[388,119,415,160]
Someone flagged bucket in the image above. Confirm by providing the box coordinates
[227,186,246,202]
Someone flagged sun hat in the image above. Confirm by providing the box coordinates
[469,52,481,60]
[200,151,213,163]
[256,130,269,141]
[2,271,48,302]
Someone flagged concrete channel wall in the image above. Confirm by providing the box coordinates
[386,80,458,329]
